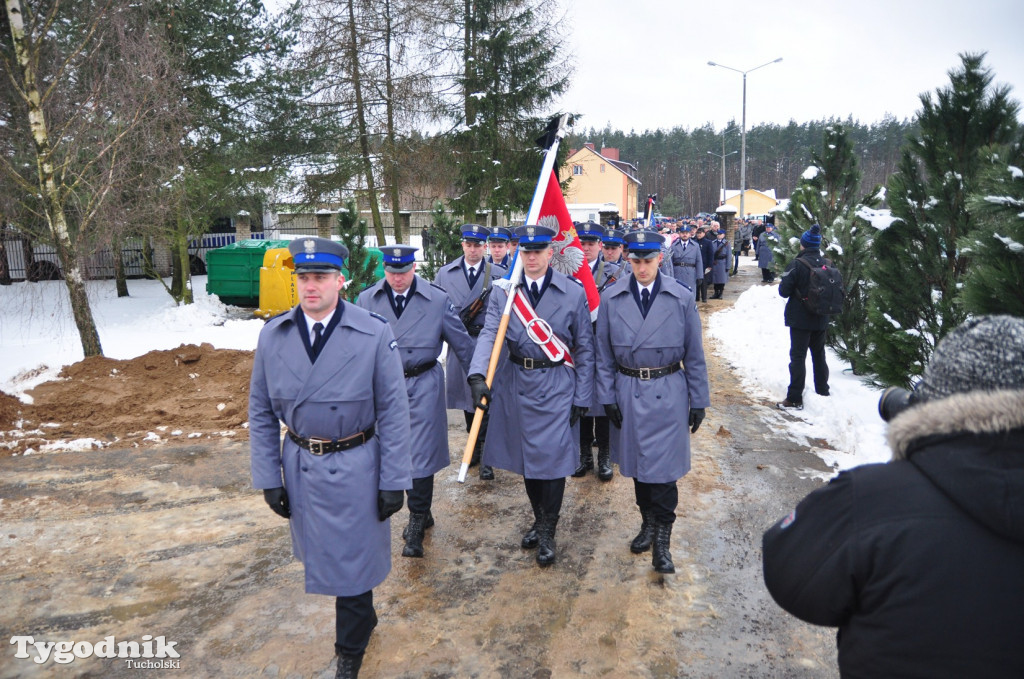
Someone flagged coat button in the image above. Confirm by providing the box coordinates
[330,406,338,411]
[302,466,308,472]
[329,470,336,474]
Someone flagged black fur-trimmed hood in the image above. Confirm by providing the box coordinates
[887,390,1024,544]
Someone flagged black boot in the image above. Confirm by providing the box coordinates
[572,441,593,477]
[629,509,654,553]
[402,509,433,539]
[536,512,558,567]
[652,521,675,574]
[596,446,613,482]
[521,501,540,549]
[336,652,363,679]
[402,512,428,558]
[479,464,494,480]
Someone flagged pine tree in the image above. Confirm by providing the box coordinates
[861,53,1020,387]
[961,136,1024,317]
[775,124,881,374]
[336,200,380,301]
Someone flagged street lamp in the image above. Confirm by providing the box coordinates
[707,149,737,207]
[708,57,783,219]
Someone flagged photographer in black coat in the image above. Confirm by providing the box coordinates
[777,224,830,410]
[762,315,1024,679]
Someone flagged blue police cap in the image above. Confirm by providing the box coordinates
[577,221,605,241]
[624,230,665,259]
[381,244,418,273]
[513,224,557,250]
[487,226,512,242]
[603,228,626,245]
[289,237,348,273]
[461,224,489,242]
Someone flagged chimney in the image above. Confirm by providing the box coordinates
[600,147,619,161]
[584,142,595,151]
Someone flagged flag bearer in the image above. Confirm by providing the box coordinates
[357,245,476,558]
[467,224,595,567]
[594,230,710,574]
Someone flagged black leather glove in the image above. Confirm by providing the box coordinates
[377,490,404,522]
[569,405,587,426]
[604,403,623,429]
[688,407,706,433]
[263,487,290,519]
[468,373,491,412]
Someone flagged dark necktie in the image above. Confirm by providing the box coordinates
[530,281,540,306]
[311,322,324,359]
[641,288,651,317]
[467,266,478,288]
[394,294,405,316]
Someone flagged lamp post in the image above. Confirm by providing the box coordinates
[707,148,737,207]
[708,57,783,220]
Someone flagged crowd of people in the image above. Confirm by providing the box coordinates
[246,218,1024,678]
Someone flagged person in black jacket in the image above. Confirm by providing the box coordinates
[777,224,829,410]
[762,315,1024,679]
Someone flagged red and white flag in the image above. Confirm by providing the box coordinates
[536,170,600,319]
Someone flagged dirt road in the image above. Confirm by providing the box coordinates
[0,263,839,678]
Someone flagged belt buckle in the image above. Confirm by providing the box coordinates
[523,357,535,369]
[308,438,326,455]
[638,367,652,381]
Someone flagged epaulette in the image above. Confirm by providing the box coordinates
[368,312,388,323]
[570,276,583,286]
[267,308,292,322]
[430,282,448,292]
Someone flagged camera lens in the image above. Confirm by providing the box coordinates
[878,387,914,422]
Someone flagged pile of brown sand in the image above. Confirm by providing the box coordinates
[0,343,253,454]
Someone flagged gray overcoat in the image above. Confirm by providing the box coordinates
[669,239,703,292]
[468,271,596,479]
[595,274,711,483]
[357,276,476,478]
[757,231,778,268]
[433,257,507,411]
[585,258,622,414]
[710,238,731,284]
[249,303,412,597]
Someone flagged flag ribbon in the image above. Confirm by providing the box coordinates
[509,287,575,368]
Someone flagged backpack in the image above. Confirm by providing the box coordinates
[796,257,844,315]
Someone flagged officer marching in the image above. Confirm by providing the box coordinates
[356,245,476,558]
[433,224,507,481]
[594,230,711,574]
[467,224,595,567]
[486,226,513,268]
[669,223,703,293]
[249,237,411,679]
[574,221,620,481]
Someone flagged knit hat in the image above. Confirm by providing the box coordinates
[801,224,822,249]
[915,315,1024,403]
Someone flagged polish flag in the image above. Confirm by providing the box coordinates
[536,170,600,319]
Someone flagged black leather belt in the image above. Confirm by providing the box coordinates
[288,426,375,455]
[404,360,437,378]
[616,361,684,380]
[677,262,696,267]
[509,353,564,370]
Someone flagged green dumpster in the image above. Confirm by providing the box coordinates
[206,239,289,306]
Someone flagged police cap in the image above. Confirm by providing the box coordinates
[513,224,557,250]
[381,244,418,273]
[289,237,348,273]
[624,230,665,260]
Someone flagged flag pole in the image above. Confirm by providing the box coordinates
[457,114,571,483]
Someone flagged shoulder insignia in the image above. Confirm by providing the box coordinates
[388,339,398,351]
[369,312,388,323]
[780,509,797,530]
[448,301,456,313]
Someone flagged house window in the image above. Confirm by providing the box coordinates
[572,165,583,175]
[600,164,605,173]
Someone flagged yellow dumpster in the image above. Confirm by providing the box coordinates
[254,247,297,319]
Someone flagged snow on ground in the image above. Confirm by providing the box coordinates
[0,276,264,399]
[2,271,893,475]
[708,279,891,474]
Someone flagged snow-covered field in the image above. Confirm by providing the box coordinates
[1,271,892,473]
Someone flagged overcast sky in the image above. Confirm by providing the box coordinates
[559,0,1024,134]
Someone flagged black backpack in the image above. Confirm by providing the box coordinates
[797,257,844,315]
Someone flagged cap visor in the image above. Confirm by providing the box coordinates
[384,262,415,273]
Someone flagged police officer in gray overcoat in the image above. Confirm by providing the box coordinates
[602,228,629,275]
[574,222,621,480]
[595,230,711,574]
[433,224,507,480]
[357,245,476,558]
[250,237,411,679]
[756,223,778,282]
[467,224,596,567]
[669,224,703,293]
[709,229,731,298]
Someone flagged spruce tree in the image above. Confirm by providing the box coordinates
[419,201,463,280]
[337,200,380,301]
[775,124,881,374]
[962,136,1024,317]
[861,53,1019,387]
